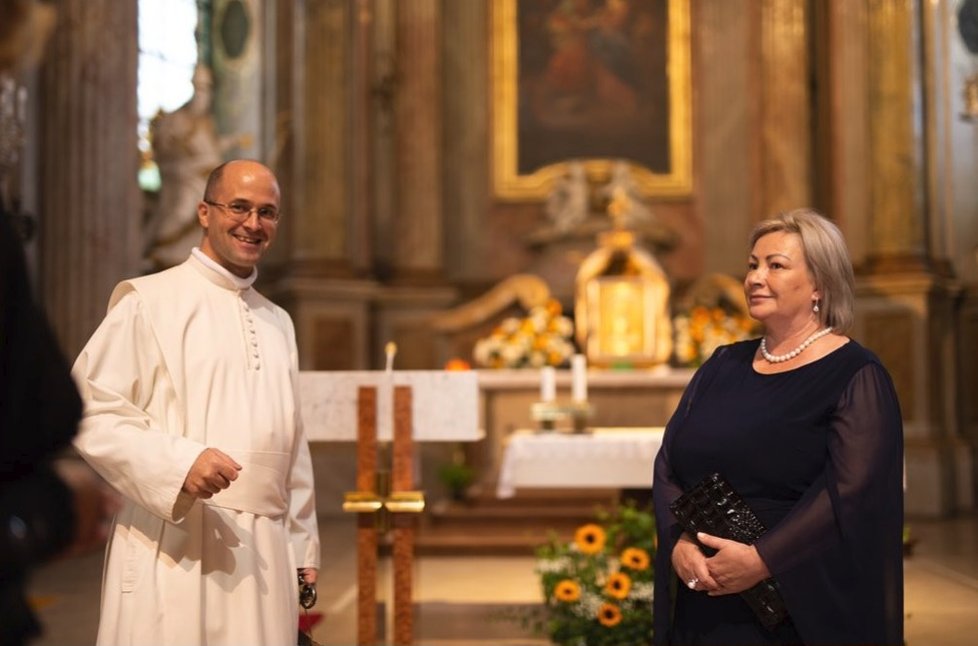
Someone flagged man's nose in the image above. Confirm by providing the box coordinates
[240,209,263,228]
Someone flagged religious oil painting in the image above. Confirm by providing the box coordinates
[492,0,691,200]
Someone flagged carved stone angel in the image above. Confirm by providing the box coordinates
[598,160,654,229]
[545,161,589,233]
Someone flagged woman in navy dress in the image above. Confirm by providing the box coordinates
[652,209,904,645]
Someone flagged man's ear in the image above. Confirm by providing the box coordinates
[197,202,209,229]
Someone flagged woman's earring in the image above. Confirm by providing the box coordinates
[813,300,820,313]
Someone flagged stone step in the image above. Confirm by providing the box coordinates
[412,489,617,556]
[424,500,609,524]
[459,486,619,509]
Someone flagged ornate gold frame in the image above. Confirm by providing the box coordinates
[491,0,692,201]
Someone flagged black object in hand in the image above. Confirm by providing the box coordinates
[298,571,317,610]
[669,472,790,630]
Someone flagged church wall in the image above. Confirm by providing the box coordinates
[17,0,978,514]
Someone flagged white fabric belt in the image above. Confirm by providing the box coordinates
[202,449,290,518]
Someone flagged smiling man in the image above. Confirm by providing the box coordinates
[71,160,320,645]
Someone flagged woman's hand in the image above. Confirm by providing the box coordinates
[671,532,719,592]
[697,532,771,595]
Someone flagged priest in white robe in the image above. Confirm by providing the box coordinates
[72,160,320,645]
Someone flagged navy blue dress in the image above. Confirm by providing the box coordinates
[652,339,904,646]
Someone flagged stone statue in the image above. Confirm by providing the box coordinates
[599,160,653,229]
[545,160,590,233]
[144,64,245,270]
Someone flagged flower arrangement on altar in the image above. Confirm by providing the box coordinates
[672,305,758,367]
[532,503,655,646]
[472,298,576,369]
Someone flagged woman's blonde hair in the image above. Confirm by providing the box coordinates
[749,208,855,332]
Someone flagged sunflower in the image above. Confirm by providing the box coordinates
[574,523,607,554]
[620,547,650,571]
[553,579,581,602]
[597,602,623,627]
[604,572,632,599]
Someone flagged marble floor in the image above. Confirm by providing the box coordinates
[26,512,978,645]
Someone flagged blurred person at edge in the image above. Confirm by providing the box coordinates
[1,2,118,645]
[652,208,903,645]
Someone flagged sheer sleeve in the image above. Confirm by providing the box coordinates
[754,361,904,575]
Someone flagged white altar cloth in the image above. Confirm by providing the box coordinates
[496,427,665,498]
[299,370,480,442]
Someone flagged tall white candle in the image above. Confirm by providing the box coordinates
[571,354,587,402]
[540,366,556,402]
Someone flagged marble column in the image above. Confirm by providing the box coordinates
[390,0,442,282]
[757,0,812,217]
[442,0,489,282]
[267,0,379,373]
[370,0,456,371]
[854,0,972,515]
[38,0,140,358]
[821,0,870,256]
[697,0,755,274]
[866,0,928,271]
[294,0,349,268]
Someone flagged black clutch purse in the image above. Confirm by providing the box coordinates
[669,473,790,630]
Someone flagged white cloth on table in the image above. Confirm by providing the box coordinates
[496,428,664,498]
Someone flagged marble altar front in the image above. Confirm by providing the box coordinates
[473,368,692,489]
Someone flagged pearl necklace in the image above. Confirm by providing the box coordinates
[760,327,833,363]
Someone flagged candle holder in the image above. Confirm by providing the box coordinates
[530,400,594,433]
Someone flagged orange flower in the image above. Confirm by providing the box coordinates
[554,579,581,602]
[604,572,631,599]
[597,602,622,627]
[574,523,606,554]
[620,547,650,571]
[443,358,471,371]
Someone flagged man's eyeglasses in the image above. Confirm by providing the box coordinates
[204,200,281,224]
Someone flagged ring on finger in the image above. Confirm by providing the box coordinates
[687,576,699,589]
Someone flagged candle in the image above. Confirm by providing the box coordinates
[540,366,556,402]
[571,354,587,402]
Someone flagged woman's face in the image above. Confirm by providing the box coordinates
[744,231,819,328]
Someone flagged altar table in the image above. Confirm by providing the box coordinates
[496,427,665,498]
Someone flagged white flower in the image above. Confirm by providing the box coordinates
[629,581,654,601]
[535,556,572,574]
[499,318,521,335]
[573,590,604,618]
[472,300,576,368]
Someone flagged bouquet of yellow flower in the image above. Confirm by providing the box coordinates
[534,503,655,646]
[673,305,757,367]
[472,298,575,369]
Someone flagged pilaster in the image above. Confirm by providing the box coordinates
[855,0,972,516]
[855,274,971,515]
[390,0,442,281]
[38,0,139,357]
[757,0,812,216]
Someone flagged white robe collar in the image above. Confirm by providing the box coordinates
[189,247,258,291]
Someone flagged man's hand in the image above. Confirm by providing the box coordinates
[54,458,120,558]
[698,532,771,595]
[181,448,242,499]
[299,567,318,586]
